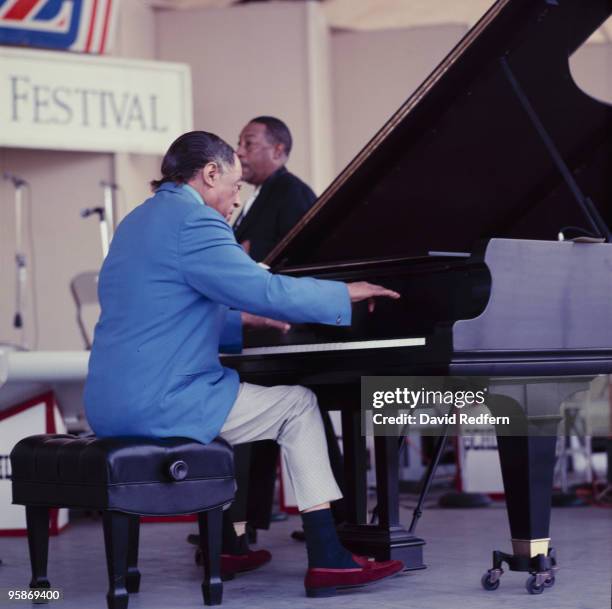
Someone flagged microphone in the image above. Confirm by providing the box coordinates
[81,207,105,219]
[3,172,28,188]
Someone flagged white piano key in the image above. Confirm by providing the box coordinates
[225,337,426,357]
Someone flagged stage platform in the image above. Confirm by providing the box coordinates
[0,500,610,609]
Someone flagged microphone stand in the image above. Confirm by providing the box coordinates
[81,182,118,259]
[80,207,110,259]
[4,174,29,349]
[100,181,117,241]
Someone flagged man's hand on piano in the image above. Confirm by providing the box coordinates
[347,282,400,313]
[241,312,291,333]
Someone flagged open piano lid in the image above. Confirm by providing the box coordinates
[266,0,612,271]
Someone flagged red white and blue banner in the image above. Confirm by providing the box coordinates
[0,0,119,54]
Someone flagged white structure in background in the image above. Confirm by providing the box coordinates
[0,348,90,430]
[0,395,69,534]
[0,346,85,533]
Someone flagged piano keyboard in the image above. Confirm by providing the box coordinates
[225,337,426,357]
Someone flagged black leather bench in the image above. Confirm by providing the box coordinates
[10,434,235,609]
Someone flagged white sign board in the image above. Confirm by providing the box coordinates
[0,47,193,154]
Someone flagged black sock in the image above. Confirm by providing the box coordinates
[221,512,249,555]
[301,509,359,569]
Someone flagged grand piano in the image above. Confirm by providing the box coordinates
[222,0,612,595]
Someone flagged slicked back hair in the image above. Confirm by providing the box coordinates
[151,131,235,190]
[250,116,292,157]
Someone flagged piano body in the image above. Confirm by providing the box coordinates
[223,0,612,592]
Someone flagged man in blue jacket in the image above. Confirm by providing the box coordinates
[84,131,403,597]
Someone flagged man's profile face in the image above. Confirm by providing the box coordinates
[237,122,281,185]
[207,154,243,221]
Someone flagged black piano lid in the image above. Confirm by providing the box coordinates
[266,0,612,270]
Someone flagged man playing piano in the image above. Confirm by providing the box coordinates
[84,131,404,597]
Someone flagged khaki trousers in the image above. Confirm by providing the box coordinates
[220,382,343,511]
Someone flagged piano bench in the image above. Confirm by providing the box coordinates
[10,434,235,609]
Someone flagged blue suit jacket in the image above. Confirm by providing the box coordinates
[84,182,351,444]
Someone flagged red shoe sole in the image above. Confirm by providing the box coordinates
[305,566,403,598]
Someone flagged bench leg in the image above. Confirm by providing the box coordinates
[103,511,130,609]
[25,506,50,589]
[198,507,223,605]
[126,516,141,593]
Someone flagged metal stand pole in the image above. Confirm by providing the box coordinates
[81,182,118,259]
[80,207,108,259]
[408,423,450,534]
[4,174,29,349]
[98,210,111,259]
[101,181,118,234]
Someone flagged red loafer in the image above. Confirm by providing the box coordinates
[221,549,272,577]
[304,558,404,597]
[350,554,404,569]
[196,547,272,579]
[351,554,380,568]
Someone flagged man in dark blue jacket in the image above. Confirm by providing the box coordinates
[234,116,316,262]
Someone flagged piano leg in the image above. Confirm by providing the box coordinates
[498,433,557,562]
[337,408,426,569]
[485,433,559,594]
[484,391,562,594]
[339,408,367,524]
[482,379,593,593]
[372,435,427,569]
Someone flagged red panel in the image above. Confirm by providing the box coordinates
[84,0,99,53]
[99,0,113,54]
[0,529,28,537]
[141,515,197,524]
[3,0,40,21]
[0,391,55,422]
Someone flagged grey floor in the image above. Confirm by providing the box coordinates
[0,502,610,609]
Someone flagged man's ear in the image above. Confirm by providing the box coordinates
[272,144,286,161]
[201,162,219,188]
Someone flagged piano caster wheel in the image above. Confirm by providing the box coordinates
[525,574,549,595]
[543,573,555,588]
[481,569,501,591]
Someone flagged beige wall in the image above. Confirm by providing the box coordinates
[330,24,468,174]
[113,0,157,61]
[0,149,113,349]
[570,42,612,105]
[0,0,158,351]
[155,1,333,195]
[112,0,161,213]
[330,23,612,177]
